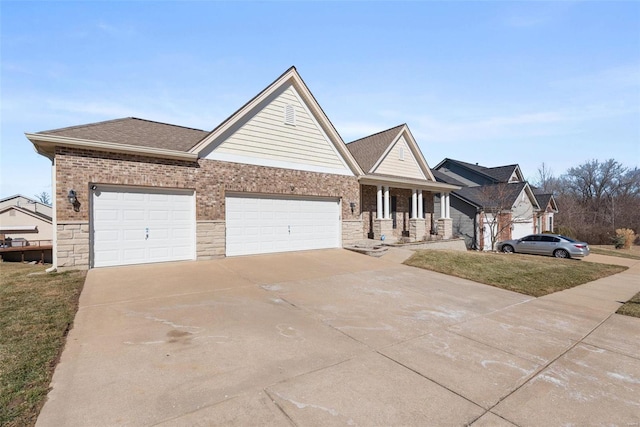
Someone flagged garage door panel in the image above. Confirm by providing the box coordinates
[225,195,340,257]
[92,188,195,267]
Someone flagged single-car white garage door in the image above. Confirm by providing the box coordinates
[92,186,195,268]
[225,195,340,256]
[512,221,534,240]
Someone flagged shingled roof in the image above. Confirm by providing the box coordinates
[38,117,209,152]
[345,124,405,173]
[438,159,520,183]
[454,182,529,209]
[431,169,467,187]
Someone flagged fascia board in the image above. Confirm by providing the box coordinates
[402,126,436,181]
[189,68,364,176]
[25,134,198,162]
[0,206,52,223]
[359,174,460,192]
[189,69,297,155]
[289,75,364,176]
[523,184,541,210]
[368,130,400,173]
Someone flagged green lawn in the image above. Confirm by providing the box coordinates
[405,250,627,297]
[0,263,86,427]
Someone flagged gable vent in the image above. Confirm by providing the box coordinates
[284,104,295,126]
[399,146,405,161]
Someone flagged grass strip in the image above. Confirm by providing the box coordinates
[617,292,640,318]
[589,247,640,260]
[0,263,86,427]
[404,250,627,297]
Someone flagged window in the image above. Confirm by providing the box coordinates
[548,217,553,232]
[284,104,295,125]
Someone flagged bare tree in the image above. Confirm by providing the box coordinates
[477,183,534,251]
[34,191,51,205]
[555,159,640,243]
[534,162,559,193]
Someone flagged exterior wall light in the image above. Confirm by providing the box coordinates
[68,189,80,212]
[68,189,77,205]
[350,201,356,214]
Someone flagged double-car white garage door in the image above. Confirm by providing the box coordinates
[225,195,341,256]
[91,189,341,267]
[92,187,195,268]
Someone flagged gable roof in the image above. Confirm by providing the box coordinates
[190,66,363,175]
[346,124,436,181]
[0,195,52,219]
[453,182,539,210]
[0,194,50,207]
[484,164,521,182]
[0,205,52,223]
[345,125,405,173]
[532,190,558,212]
[435,158,521,184]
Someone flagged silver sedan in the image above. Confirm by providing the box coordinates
[496,234,590,259]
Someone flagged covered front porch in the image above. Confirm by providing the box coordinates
[359,176,459,243]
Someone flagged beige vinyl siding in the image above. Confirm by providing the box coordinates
[373,136,426,179]
[212,86,348,171]
[0,209,53,240]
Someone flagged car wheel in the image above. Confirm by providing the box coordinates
[502,245,514,254]
[554,249,569,259]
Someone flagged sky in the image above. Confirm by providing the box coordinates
[1,1,639,200]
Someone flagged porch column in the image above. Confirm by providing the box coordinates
[383,186,390,219]
[440,193,446,218]
[417,190,423,219]
[376,185,383,219]
[411,189,418,219]
[445,193,451,218]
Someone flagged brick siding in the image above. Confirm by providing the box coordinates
[54,147,361,268]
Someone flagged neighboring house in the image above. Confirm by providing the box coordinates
[433,159,545,250]
[532,189,559,234]
[0,194,53,244]
[26,67,458,270]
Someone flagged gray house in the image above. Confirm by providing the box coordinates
[433,159,553,250]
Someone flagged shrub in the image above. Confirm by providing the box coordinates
[614,228,635,250]
[556,226,576,239]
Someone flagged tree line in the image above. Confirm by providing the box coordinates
[535,159,640,245]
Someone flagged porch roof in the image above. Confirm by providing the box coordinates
[359,173,460,192]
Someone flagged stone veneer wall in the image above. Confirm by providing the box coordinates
[342,220,363,245]
[409,219,427,241]
[196,221,226,259]
[437,218,453,239]
[57,221,90,270]
[54,147,362,269]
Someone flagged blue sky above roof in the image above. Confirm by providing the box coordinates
[1,1,638,198]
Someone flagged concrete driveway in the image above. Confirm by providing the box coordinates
[37,249,640,426]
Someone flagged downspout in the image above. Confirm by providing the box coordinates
[46,158,57,273]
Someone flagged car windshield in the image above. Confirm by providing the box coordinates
[558,235,577,242]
